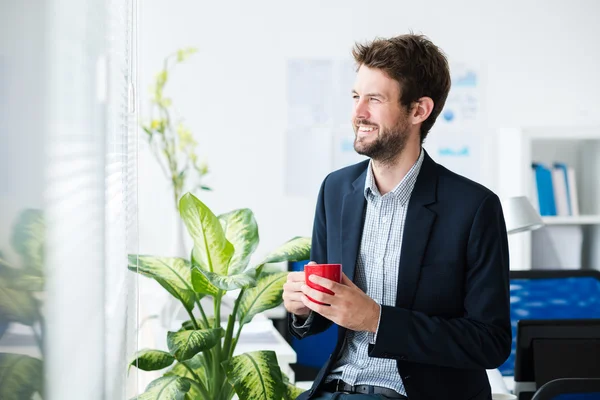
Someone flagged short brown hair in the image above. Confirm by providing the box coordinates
[352,33,451,143]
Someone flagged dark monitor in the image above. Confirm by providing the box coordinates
[514,319,600,400]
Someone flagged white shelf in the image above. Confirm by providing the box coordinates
[542,215,600,225]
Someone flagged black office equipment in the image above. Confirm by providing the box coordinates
[514,319,600,400]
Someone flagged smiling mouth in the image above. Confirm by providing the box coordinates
[357,125,378,134]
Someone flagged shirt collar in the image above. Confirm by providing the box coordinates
[364,148,424,205]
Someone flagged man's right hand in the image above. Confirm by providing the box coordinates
[283,268,312,320]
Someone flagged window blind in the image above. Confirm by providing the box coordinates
[44,0,139,399]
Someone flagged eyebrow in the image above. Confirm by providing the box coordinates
[352,90,386,99]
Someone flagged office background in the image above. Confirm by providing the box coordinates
[1,1,600,399]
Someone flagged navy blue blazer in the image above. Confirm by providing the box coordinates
[290,150,511,400]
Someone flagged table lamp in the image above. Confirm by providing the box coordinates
[502,196,544,235]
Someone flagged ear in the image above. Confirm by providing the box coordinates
[408,97,434,126]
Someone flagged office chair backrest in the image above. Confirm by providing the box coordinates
[531,378,600,400]
[499,270,600,376]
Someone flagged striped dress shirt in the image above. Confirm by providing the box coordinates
[324,149,425,396]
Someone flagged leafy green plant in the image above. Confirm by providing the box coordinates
[0,209,46,400]
[142,47,211,210]
[128,192,308,400]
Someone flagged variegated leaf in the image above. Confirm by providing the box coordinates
[0,275,39,326]
[180,317,215,331]
[167,328,223,361]
[132,376,190,400]
[260,236,311,266]
[0,353,43,400]
[218,209,259,275]
[283,373,305,400]
[222,351,284,400]
[237,272,286,325]
[165,354,207,388]
[193,267,256,291]
[127,255,196,313]
[129,349,175,372]
[190,265,220,296]
[179,193,234,275]
[10,209,45,273]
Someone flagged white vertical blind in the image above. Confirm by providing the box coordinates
[44,0,139,398]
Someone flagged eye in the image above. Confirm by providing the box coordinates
[352,95,360,100]
[369,97,380,103]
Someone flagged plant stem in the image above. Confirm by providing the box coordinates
[217,377,233,400]
[222,288,244,359]
[195,299,209,327]
[229,323,244,359]
[212,292,224,395]
[182,363,210,399]
[184,307,200,330]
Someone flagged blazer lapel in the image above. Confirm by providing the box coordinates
[395,151,438,308]
[341,169,367,282]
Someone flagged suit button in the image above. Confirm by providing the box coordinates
[404,375,411,380]
[399,355,407,360]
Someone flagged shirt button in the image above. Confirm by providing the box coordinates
[382,216,388,223]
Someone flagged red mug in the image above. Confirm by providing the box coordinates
[304,263,342,305]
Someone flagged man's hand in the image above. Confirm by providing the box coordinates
[301,273,380,332]
[282,271,311,319]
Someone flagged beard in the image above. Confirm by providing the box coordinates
[353,116,410,165]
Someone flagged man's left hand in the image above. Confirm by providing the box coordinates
[300,273,380,333]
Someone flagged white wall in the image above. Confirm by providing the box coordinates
[138,0,600,260]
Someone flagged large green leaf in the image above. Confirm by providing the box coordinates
[190,265,220,296]
[180,317,215,331]
[181,378,204,400]
[223,350,284,400]
[283,373,305,400]
[237,272,287,325]
[218,209,259,275]
[260,236,311,265]
[0,353,43,400]
[179,193,234,275]
[10,209,45,274]
[167,328,223,361]
[132,376,190,400]
[0,276,39,325]
[128,255,196,312]
[129,349,175,372]
[9,274,44,292]
[193,266,256,291]
[164,353,207,385]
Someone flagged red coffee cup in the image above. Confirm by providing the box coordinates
[304,263,342,305]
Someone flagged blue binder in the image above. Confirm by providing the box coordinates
[532,163,557,216]
[553,162,572,215]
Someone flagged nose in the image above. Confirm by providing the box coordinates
[353,98,370,121]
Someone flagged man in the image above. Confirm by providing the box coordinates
[282,34,511,400]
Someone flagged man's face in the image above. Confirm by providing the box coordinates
[352,65,411,162]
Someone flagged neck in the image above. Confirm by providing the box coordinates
[371,140,421,195]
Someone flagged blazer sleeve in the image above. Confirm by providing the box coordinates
[288,175,333,340]
[368,193,512,370]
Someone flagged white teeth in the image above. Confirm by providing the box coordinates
[358,126,376,132]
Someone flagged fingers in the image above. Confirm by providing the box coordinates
[301,284,334,305]
[307,274,340,292]
[341,273,357,288]
[301,294,329,316]
[287,271,305,283]
[283,281,304,293]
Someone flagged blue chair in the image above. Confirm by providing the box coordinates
[499,270,600,377]
[531,378,600,400]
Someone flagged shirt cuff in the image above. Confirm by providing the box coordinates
[292,311,314,330]
[369,303,382,345]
